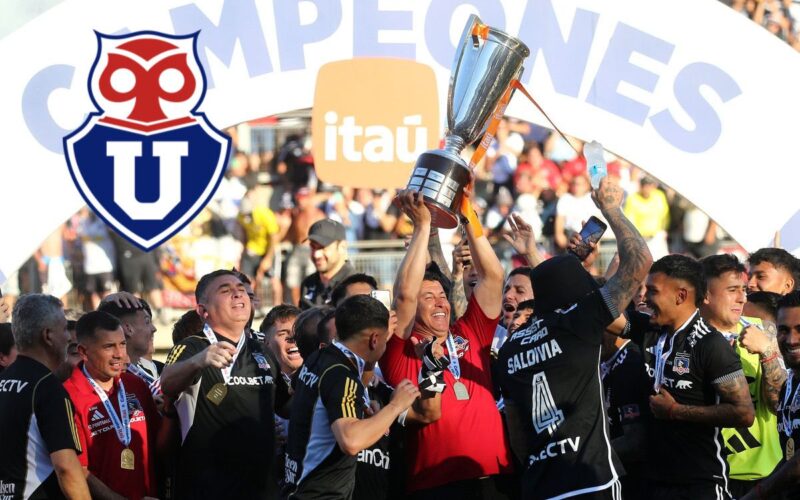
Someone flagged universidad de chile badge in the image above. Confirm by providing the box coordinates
[64,31,231,251]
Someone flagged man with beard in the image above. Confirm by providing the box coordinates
[741,291,800,499]
[299,219,355,309]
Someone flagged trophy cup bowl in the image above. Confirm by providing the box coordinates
[404,15,529,228]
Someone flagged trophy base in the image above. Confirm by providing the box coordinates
[405,151,471,229]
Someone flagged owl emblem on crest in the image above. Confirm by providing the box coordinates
[64,31,230,251]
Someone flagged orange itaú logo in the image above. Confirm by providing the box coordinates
[312,58,439,189]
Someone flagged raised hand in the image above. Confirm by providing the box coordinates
[396,189,431,227]
[503,213,537,256]
[591,176,625,214]
[199,343,237,369]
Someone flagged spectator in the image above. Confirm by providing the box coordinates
[0,294,90,499]
[237,191,280,297]
[498,177,652,499]
[284,295,420,498]
[160,270,290,499]
[624,177,670,260]
[382,190,514,498]
[299,219,356,309]
[747,247,799,294]
[631,254,753,499]
[109,231,164,318]
[682,206,719,258]
[0,323,16,372]
[63,311,160,500]
[700,254,782,497]
[78,210,116,310]
[740,291,800,499]
[285,187,326,305]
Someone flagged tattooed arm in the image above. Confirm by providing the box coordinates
[650,373,755,427]
[449,237,470,319]
[740,323,788,414]
[595,178,653,316]
[427,227,453,282]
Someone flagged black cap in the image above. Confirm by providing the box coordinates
[307,219,346,247]
[530,254,598,314]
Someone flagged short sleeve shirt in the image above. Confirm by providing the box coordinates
[497,289,619,500]
[601,341,650,441]
[776,373,800,499]
[165,332,290,499]
[379,296,513,492]
[285,346,365,499]
[63,366,159,499]
[0,356,82,500]
[299,262,356,310]
[626,310,744,488]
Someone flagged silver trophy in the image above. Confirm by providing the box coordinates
[404,15,529,228]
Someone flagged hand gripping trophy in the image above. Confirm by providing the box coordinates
[403,15,530,228]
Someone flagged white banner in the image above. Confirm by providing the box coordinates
[1,0,799,282]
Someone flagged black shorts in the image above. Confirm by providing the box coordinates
[82,272,114,294]
[119,255,161,293]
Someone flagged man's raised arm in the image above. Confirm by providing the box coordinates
[595,177,653,315]
[462,191,504,317]
[392,190,432,339]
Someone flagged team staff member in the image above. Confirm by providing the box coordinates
[0,294,89,499]
[64,311,159,500]
[741,291,800,500]
[632,255,754,499]
[285,295,420,499]
[699,254,783,497]
[299,219,356,309]
[381,189,513,498]
[98,300,159,383]
[498,177,653,500]
[160,270,290,499]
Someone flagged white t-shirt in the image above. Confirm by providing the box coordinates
[80,217,115,275]
[556,193,605,235]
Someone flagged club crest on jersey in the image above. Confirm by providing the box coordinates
[673,353,690,375]
[451,335,469,358]
[252,352,270,371]
[64,31,230,251]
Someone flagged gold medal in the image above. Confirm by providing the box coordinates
[453,381,470,401]
[787,437,795,461]
[120,448,135,470]
[206,383,228,405]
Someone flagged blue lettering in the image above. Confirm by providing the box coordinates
[518,0,598,96]
[650,62,741,153]
[170,0,272,88]
[354,1,414,58]
[587,23,674,125]
[424,0,505,69]
[274,0,342,71]
[22,65,79,154]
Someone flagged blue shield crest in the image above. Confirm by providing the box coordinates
[64,31,230,251]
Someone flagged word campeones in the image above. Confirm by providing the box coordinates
[25,0,739,155]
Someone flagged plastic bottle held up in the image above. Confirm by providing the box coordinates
[584,140,607,189]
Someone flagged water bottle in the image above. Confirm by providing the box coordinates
[584,140,607,189]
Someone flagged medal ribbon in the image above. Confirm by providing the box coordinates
[654,333,676,393]
[126,362,155,384]
[202,323,246,384]
[782,370,799,437]
[445,334,462,382]
[82,364,130,447]
[600,340,630,381]
[332,340,370,406]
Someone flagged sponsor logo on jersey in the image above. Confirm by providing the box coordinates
[528,436,581,464]
[673,353,690,375]
[64,31,230,251]
[621,404,640,422]
[675,380,693,390]
[91,409,104,422]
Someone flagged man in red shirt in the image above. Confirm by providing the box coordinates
[380,190,513,498]
[64,311,159,500]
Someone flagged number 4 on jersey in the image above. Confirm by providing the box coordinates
[532,372,565,435]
